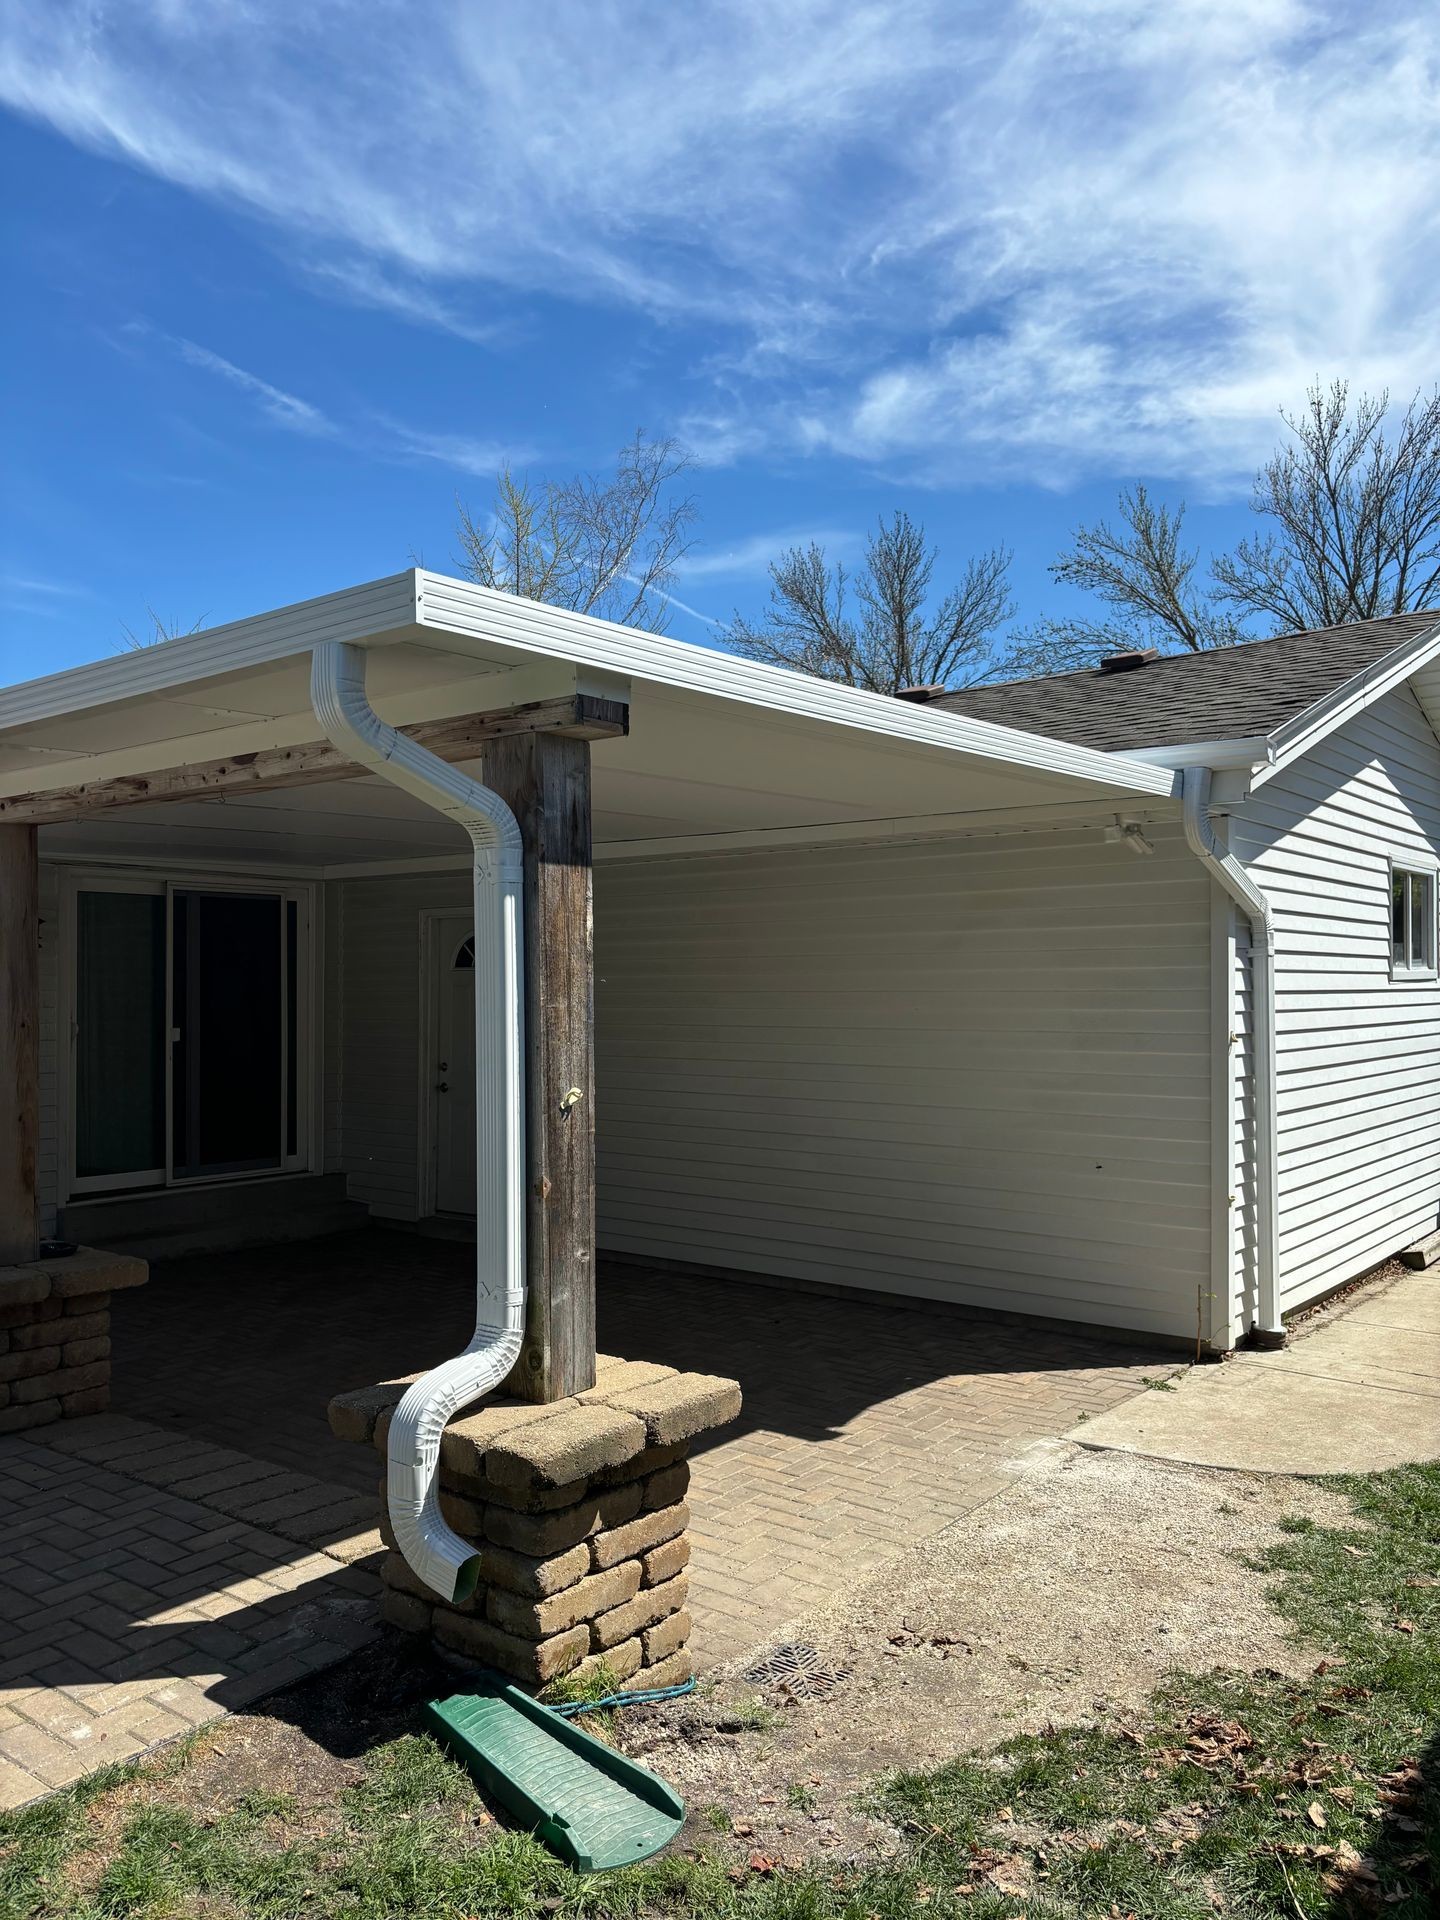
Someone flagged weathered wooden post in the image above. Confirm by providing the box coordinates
[0,824,39,1267]
[479,731,598,1402]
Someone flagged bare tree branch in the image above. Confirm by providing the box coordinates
[1013,485,1244,671]
[120,605,207,651]
[1213,381,1440,628]
[725,512,1015,694]
[455,430,696,632]
[1013,384,1440,680]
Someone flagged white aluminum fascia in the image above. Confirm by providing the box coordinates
[1250,621,1440,789]
[1,567,1179,802]
[411,572,1182,800]
[0,573,421,732]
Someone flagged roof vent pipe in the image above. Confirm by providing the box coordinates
[1181,766,1284,1346]
[1098,648,1159,673]
[310,641,526,1602]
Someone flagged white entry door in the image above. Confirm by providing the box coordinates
[433,914,477,1215]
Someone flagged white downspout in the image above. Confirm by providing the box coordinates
[311,642,526,1602]
[1181,766,1284,1345]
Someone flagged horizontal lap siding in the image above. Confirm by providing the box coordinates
[336,871,468,1217]
[595,825,1212,1338]
[1231,687,1440,1308]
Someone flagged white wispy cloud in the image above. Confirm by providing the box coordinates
[303,258,507,347]
[674,530,855,581]
[3,1,1438,487]
[382,424,523,477]
[133,325,521,477]
[0,573,94,599]
[166,334,335,436]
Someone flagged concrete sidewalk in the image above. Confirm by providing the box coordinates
[1070,1268,1440,1475]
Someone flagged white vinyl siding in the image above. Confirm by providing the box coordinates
[1229,686,1440,1309]
[595,823,1212,1339]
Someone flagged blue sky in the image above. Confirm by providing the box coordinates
[2,0,1437,684]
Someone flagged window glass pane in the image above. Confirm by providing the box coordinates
[1393,873,1407,965]
[173,891,282,1178]
[75,891,165,1178]
[1413,874,1432,968]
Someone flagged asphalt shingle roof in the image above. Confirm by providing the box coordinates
[935,611,1440,752]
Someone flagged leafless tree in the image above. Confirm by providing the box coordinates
[1000,486,1245,675]
[120,606,207,650]
[1016,382,1440,674]
[725,511,1014,694]
[456,430,696,632]
[1213,382,1440,630]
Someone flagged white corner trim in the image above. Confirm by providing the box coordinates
[1249,621,1440,788]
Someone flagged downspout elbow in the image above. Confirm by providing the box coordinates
[1182,767,1284,1345]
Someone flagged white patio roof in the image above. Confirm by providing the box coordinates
[0,571,1180,870]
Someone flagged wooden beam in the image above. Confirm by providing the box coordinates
[0,825,40,1266]
[482,731,597,1402]
[0,694,628,827]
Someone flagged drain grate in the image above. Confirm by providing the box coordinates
[743,1642,851,1701]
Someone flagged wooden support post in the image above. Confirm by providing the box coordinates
[0,825,40,1267]
[481,732,597,1402]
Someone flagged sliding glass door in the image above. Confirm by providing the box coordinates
[67,877,310,1195]
[74,884,167,1186]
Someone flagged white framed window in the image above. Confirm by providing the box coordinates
[1389,858,1438,977]
[59,869,318,1199]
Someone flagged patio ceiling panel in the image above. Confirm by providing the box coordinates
[2,571,1182,870]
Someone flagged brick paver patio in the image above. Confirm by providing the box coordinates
[0,1416,382,1809]
[1,1230,1165,1805]
[113,1233,1164,1661]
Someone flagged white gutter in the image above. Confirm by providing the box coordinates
[311,640,527,1601]
[1119,735,1274,771]
[1181,766,1284,1345]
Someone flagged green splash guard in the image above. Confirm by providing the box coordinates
[425,1678,684,1872]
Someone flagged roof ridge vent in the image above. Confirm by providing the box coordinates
[894,683,949,702]
[1098,648,1159,675]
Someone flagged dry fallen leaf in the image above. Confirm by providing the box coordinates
[1307,1802,1327,1829]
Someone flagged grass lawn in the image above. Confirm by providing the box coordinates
[3,1462,1435,1919]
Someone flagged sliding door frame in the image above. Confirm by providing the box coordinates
[57,865,321,1205]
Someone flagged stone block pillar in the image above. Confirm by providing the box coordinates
[329,1356,740,1690]
[0,1247,148,1433]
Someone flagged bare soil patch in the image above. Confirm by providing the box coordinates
[612,1442,1351,1867]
